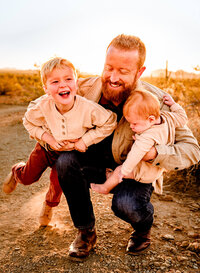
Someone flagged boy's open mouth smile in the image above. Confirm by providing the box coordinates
[59,91,70,97]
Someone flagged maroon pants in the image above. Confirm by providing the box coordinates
[13,143,62,207]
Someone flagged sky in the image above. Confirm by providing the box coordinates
[0,0,200,76]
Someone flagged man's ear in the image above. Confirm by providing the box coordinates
[148,115,156,123]
[136,66,146,81]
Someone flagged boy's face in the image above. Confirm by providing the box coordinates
[125,113,154,134]
[44,67,77,112]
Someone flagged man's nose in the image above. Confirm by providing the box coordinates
[110,71,119,83]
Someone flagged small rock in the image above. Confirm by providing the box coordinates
[187,242,200,253]
[14,247,20,251]
[161,234,175,240]
[160,195,174,201]
[187,231,200,239]
[177,256,188,262]
[180,241,189,248]
[173,226,183,231]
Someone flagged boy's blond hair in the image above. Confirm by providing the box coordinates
[123,89,160,120]
[41,57,76,85]
[107,34,146,69]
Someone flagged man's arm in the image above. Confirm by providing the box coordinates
[151,126,200,171]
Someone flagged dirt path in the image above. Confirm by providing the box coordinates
[0,105,199,273]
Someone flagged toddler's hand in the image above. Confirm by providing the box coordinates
[163,94,175,107]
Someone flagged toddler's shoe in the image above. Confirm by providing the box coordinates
[39,202,53,226]
[2,162,25,194]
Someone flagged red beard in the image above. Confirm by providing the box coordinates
[101,79,136,105]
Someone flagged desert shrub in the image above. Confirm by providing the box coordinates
[0,71,44,104]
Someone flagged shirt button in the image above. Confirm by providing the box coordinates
[62,119,65,122]
[62,131,65,135]
[62,125,65,129]
[156,163,160,166]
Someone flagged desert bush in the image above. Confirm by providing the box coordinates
[0,71,44,104]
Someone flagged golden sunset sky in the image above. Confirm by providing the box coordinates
[0,0,199,76]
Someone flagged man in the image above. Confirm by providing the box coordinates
[56,34,200,258]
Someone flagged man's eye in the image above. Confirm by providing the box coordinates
[52,81,58,84]
[120,70,129,75]
[105,66,112,71]
[66,78,72,81]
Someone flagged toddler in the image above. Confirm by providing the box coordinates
[91,90,187,194]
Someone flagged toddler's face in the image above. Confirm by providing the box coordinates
[125,114,153,134]
[44,67,77,112]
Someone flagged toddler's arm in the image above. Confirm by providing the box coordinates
[163,94,175,106]
[163,94,188,127]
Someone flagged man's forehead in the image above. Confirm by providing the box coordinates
[105,46,139,68]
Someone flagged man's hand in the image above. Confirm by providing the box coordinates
[74,138,87,152]
[142,146,158,161]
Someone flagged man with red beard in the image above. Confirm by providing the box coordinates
[6,34,199,258]
[56,34,200,258]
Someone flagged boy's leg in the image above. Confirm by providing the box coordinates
[39,165,63,226]
[3,143,59,193]
[45,165,62,207]
[14,143,59,185]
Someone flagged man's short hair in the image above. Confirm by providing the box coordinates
[41,57,76,85]
[107,34,146,69]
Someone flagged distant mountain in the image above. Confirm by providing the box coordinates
[150,69,200,79]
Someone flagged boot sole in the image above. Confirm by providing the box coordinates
[126,244,150,256]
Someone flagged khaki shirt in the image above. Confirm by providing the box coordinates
[23,94,117,148]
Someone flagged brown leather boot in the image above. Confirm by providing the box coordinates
[126,229,151,255]
[69,227,97,258]
[39,202,53,226]
[2,162,25,194]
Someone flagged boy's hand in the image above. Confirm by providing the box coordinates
[50,141,66,151]
[74,138,87,152]
[56,141,75,151]
[163,94,175,107]
[42,132,66,151]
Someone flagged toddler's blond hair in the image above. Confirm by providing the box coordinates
[41,57,76,85]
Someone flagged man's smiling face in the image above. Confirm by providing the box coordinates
[101,46,144,106]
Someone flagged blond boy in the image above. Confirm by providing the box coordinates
[91,90,188,194]
[3,57,117,225]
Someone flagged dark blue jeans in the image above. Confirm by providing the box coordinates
[56,143,154,232]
